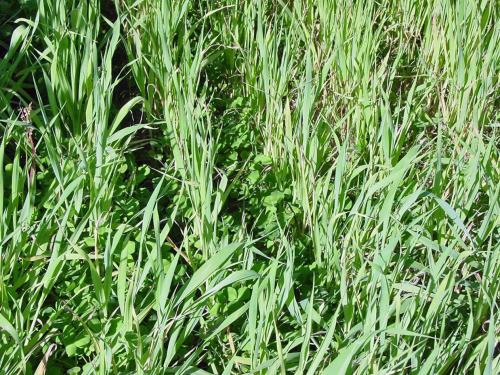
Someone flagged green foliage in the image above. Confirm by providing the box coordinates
[0,0,498,374]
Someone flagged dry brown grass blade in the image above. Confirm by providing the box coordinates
[34,343,57,375]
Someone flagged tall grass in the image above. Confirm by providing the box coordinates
[0,0,498,373]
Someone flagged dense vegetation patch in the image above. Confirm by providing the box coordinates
[0,1,498,374]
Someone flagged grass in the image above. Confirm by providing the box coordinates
[0,0,498,373]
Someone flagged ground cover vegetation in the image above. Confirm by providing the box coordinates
[0,0,499,373]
